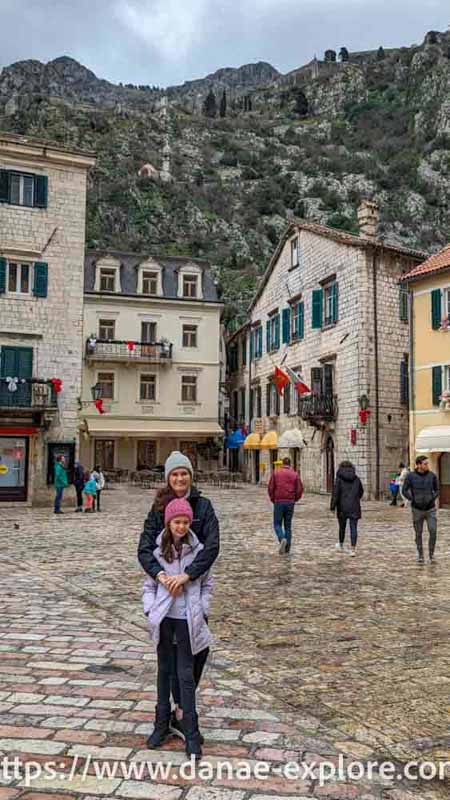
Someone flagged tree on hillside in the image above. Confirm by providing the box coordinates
[203,89,217,118]
[294,89,309,116]
[339,47,349,62]
[324,49,337,63]
[377,46,385,61]
[219,89,227,118]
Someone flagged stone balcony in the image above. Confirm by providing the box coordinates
[85,338,173,364]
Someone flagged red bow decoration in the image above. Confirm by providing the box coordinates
[95,399,105,414]
[359,408,371,425]
[50,378,63,393]
[127,340,136,352]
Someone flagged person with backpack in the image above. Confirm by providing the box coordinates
[268,457,303,554]
[402,455,439,564]
[330,460,364,556]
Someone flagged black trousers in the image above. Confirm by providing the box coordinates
[171,645,209,706]
[157,618,196,716]
[75,486,83,509]
[338,513,358,547]
[94,490,102,511]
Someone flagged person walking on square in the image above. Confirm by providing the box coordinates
[82,474,97,512]
[53,455,68,515]
[74,461,85,512]
[397,462,410,508]
[331,460,364,556]
[268,457,303,554]
[138,450,219,743]
[91,465,105,512]
[142,498,213,759]
[402,455,439,564]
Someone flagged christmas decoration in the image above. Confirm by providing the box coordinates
[50,378,63,393]
[127,340,136,352]
[6,376,19,392]
[359,408,371,425]
[94,399,105,414]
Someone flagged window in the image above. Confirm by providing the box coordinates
[137,440,156,470]
[181,375,197,402]
[100,269,116,292]
[400,356,409,405]
[94,440,115,470]
[284,382,291,415]
[256,385,262,417]
[266,313,280,352]
[310,364,333,396]
[142,271,158,295]
[250,326,263,360]
[241,336,247,366]
[9,173,34,207]
[432,366,442,406]
[183,274,198,298]
[183,324,197,348]
[444,365,450,393]
[324,282,339,326]
[271,383,280,416]
[311,367,323,396]
[97,372,114,400]
[7,262,31,294]
[141,321,157,343]
[266,381,271,416]
[290,300,305,340]
[98,319,115,340]
[399,287,408,322]
[140,374,156,401]
[431,289,442,329]
[239,388,246,421]
[290,237,299,267]
[444,288,450,322]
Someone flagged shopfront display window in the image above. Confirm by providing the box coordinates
[0,437,28,501]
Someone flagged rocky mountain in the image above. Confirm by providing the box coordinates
[1,29,450,323]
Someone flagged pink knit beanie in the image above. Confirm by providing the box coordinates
[164,498,193,526]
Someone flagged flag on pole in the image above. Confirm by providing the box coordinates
[284,365,311,395]
[274,366,290,396]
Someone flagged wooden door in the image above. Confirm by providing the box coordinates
[325,436,335,493]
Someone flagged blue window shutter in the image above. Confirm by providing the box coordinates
[0,258,6,294]
[266,320,271,352]
[332,282,339,323]
[399,287,408,321]
[0,170,9,203]
[33,262,48,298]
[282,307,290,344]
[432,366,442,406]
[431,289,442,329]
[274,314,280,349]
[34,175,48,208]
[258,326,263,357]
[298,301,304,339]
[312,289,323,329]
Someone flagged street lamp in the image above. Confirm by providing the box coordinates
[91,382,102,402]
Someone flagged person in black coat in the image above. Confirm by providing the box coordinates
[330,460,364,556]
[73,461,85,512]
[138,450,219,743]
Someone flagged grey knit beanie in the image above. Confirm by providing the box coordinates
[165,450,194,483]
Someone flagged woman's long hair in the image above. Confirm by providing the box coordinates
[153,486,176,514]
[160,524,190,563]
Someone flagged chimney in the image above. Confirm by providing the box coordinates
[357,200,380,239]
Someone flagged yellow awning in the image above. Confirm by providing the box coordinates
[81,417,223,438]
[260,430,278,449]
[416,426,450,453]
[243,432,261,449]
[278,429,306,449]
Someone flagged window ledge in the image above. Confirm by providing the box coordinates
[288,263,299,272]
[136,400,160,405]
[178,401,202,406]
[2,294,36,302]
[322,322,338,331]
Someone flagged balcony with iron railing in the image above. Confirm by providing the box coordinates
[298,393,338,423]
[0,379,58,411]
[85,339,173,364]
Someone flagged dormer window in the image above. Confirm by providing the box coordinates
[142,271,158,295]
[183,274,198,298]
[100,269,116,292]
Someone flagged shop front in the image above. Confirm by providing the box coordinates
[0,434,29,502]
[416,425,450,508]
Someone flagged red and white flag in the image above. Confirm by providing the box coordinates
[284,365,311,396]
[274,366,290,396]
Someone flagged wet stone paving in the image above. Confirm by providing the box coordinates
[0,483,448,800]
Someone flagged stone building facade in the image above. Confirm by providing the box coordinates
[79,251,223,473]
[228,203,425,497]
[0,133,95,504]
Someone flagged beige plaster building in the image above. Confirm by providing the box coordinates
[79,251,223,473]
[0,132,94,504]
[227,203,425,497]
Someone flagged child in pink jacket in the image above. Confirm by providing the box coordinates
[142,498,213,759]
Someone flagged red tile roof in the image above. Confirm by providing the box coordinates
[402,243,450,282]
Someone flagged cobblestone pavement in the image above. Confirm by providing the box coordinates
[0,484,448,800]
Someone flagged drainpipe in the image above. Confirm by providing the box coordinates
[247,328,252,481]
[372,247,381,499]
[408,286,415,467]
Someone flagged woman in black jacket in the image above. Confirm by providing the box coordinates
[137,450,219,744]
[330,460,364,556]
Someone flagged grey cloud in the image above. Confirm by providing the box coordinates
[0,0,448,87]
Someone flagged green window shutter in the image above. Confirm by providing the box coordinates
[0,170,9,203]
[282,307,291,344]
[432,366,442,406]
[312,289,323,329]
[242,337,247,366]
[0,257,6,294]
[258,326,263,357]
[0,346,33,378]
[249,332,254,361]
[400,358,409,405]
[332,282,339,323]
[298,301,304,339]
[431,289,442,329]
[266,383,271,416]
[33,262,48,298]
[274,314,280,349]
[266,320,271,352]
[34,175,48,208]
[399,287,408,322]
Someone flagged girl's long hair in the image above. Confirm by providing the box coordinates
[160,524,190,563]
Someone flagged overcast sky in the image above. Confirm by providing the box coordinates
[1,0,448,87]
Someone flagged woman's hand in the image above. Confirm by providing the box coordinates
[165,573,190,596]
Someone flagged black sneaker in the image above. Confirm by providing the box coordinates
[170,710,204,744]
[146,706,171,749]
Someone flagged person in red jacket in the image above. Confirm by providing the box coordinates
[268,457,304,554]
